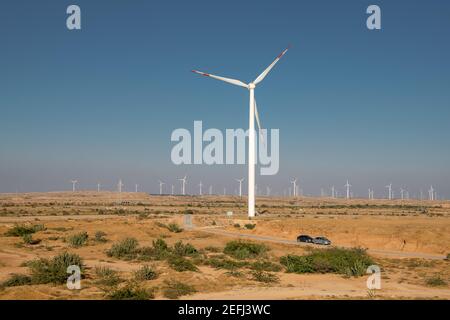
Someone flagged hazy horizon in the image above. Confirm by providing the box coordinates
[1,1,449,198]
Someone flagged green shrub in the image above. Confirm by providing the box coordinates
[94,266,122,287]
[0,274,32,288]
[106,238,139,260]
[251,270,279,283]
[173,241,198,257]
[94,231,107,243]
[22,234,41,245]
[224,240,267,260]
[250,260,282,272]
[67,232,89,247]
[233,223,241,228]
[280,247,374,277]
[162,280,196,299]
[167,223,183,233]
[5,224,45,237]
[425,275,447,287]
[244,223,256,230]
[138,238,171,261]
[107,282,154,300]
[134,265,158,281]
[27,252,84,284]
[205,257,248,270]
[168,256,198,272]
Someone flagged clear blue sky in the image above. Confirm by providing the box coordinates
[1,0,449,198]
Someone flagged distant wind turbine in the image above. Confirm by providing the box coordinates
[290,178,297,197]
[236,178,244,198]
[429,186,434,201]
[198,181,203,196]
[97,182,101,192]
[117,179,124,193]
[345,180,351,199]
[385,183,392,200]
[158,180,165,195]
[178,176,187,195]
[70,180,78,192]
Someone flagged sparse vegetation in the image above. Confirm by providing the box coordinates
[250,260,282,272]
[22,234,41,245]
[94,266,123,287]
[106,238,139,260]
[251,270,279,283]
[94,231,107,243]
[67,231,89,247]
[224,240,268,260]
[280,248,374,277]
[107,282,154,300]
[0,274,32,288]
[205,257,248,270]
[172,241,198,257]
[168,256,198,272]
[204,246,221,253]
[26,252,84,284]
[5,224,45,237]
[162,280,196,299]
[244,223,256,230]
[425,275,447,287]
[134,265,158,281]
[233,223,241,228]
[167,223,183,233]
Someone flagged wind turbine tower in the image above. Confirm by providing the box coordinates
[158,180,165,195]
[117,179,124,193]
[345,180,351,199]
[198,181,203,196]
[178,176,187,195]
[236,178,244,198]
[290,178,297,197]
[385,183,392,200]
[70,180,78,192]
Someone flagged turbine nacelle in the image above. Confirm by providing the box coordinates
[248,82,256,90]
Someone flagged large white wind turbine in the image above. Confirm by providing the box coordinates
[192,47,289,218]
[178,176,187,195]
[235,178,244,198]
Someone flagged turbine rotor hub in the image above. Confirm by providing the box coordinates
[248,83,256,89]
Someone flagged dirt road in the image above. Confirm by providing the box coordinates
[197,227,447,260]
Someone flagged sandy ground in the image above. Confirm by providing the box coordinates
[0,192,449,300]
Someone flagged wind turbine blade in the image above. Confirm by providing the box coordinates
[253,46,289,85]
[254,99,265,146]
[191,70,248,88]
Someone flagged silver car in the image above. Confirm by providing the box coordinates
[312,237,331,245]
